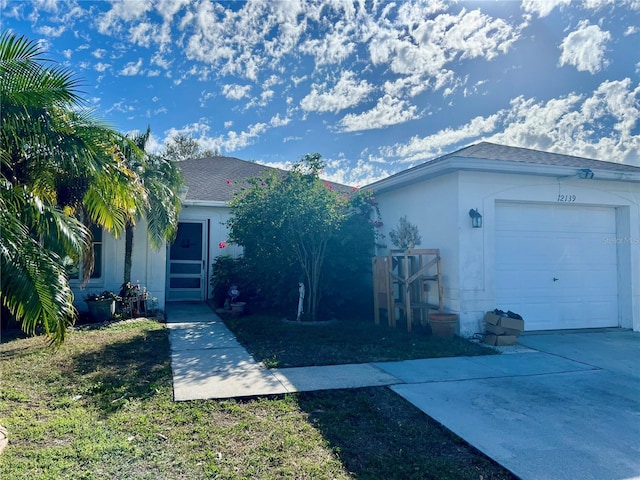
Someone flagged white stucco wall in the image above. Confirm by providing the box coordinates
[375,173,461,311]
[179,203,241,255]
[375,169,640,335]
[72,219,166,313]
[71,204,243,313]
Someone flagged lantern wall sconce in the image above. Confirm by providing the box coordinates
[469,208,483,228]
[577,168,594,179]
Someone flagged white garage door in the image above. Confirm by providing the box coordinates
[495,202,618,330]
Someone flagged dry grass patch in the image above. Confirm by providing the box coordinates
[1,320,514,480]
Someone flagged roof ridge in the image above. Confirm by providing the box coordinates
[450,141,640,169]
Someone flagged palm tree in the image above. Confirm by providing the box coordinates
[121,127,183,286]
[0,31,145,343]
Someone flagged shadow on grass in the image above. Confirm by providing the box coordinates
[63,324,173,416]
[223,313,497,368]
[296,387,517,480]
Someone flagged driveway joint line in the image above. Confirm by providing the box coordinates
[518,346,606,371]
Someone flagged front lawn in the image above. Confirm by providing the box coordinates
[222,313,496,368]
[0,320,514,479]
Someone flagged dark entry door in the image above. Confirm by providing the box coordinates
[167,221,206,301]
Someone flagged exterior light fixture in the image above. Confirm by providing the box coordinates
[469,208,482,228]
[577,168,594,179]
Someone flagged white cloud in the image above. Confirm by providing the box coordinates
[320,157,391,187]
[367,6,518,87]
[381,78,640,166]
[559,21,611,74]
[338,94,421,132]
[381,113,501,163]
[218,122,268,152]
[145,133,164,154]
[32,0,61,13]
[150,52,172,70]
[128,22,156,47]
[92,48,106,59]
[165,121,211,140]
[181,0,306,81]
[299,23,355,67]
[269,113,290,127]
[521,0,571,18]
[107,100,135,114]
[120,58,143,76]
[300,70,374,113]
[36,24,65,37]
[163,120,268,154]
[199,91,215,107]
[94,62,110,72]
[581,0,617,9]
[97,0,152,34]
[222,84,252,100]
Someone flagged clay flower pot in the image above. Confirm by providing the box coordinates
[428,312,459,338]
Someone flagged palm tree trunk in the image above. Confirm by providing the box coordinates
[124,221,134,285]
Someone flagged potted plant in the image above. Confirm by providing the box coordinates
[428,312,459,338]
[389,216,422,250]
[85,291,120,322]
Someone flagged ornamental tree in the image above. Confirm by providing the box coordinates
[226,154,379,321]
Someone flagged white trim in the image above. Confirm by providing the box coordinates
[367,158,640,193]
[183,200,228,207]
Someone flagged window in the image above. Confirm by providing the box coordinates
[68,225,103,281]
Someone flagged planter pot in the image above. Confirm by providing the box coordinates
[428,313,459,338]
[86,299,116,322]
[230,302,246,315]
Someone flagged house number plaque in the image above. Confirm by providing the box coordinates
[557,194,576,202]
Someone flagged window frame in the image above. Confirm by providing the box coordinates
[68,225,105,285]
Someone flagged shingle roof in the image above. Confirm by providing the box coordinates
[366,142,640,192]
[178,156,349,202]
[440,142,640,173]
[179,156,278,202]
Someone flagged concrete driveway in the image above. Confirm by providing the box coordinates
[384,330,640,480]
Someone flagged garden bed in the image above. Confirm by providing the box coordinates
[220,312,497,368]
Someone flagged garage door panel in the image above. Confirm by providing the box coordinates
[495,203,618,330]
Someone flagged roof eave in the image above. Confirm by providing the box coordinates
[366,157,640,193]
[183,200,229,207]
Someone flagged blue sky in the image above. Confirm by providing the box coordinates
[3,0,639,185]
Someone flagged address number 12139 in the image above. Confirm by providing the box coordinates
[557,194,576,202]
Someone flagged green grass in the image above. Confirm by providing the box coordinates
[0,320,515,479]
[222,313,497,368]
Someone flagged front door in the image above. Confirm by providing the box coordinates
[167,221,207,301]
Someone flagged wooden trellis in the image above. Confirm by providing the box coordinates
[372,249,444,332]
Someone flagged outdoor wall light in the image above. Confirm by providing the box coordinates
[469,208,483,228]
[577,168,594,179]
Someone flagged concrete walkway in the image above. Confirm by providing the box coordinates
[167,303,640,480]
[166,302,399,400]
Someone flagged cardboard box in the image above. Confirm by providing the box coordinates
[484,334,518,346]
[483,312,502,326]
[499,316,524,332]
[503,327,523,337]
[485,323,507,335]
[495,335,518,346]
[483,334,498,345]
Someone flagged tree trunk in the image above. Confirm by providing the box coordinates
[123,222,134,285]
